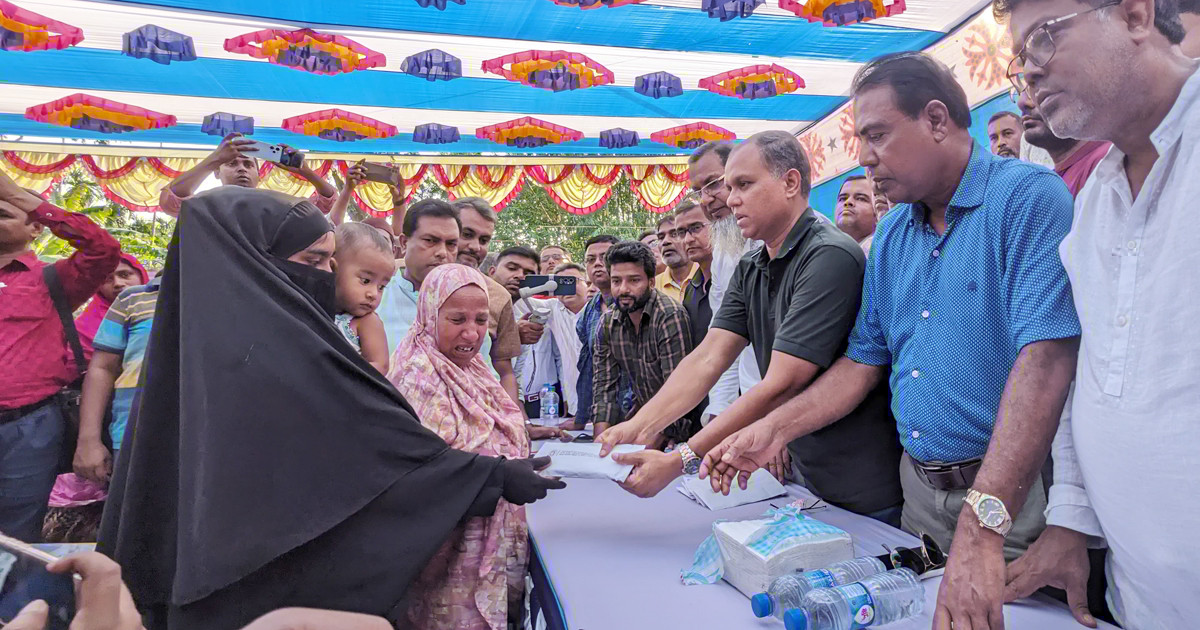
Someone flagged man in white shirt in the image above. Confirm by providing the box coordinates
[1000,2,1200,628]
[544,264,589,418]
[686,142,763,424]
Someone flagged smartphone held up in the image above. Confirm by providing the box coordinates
[0,533,75,630]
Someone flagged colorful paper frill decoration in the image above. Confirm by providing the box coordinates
[476,117,583,148]
[635,71,683,99]
[550,0,647,8]
[779,0,906,25]
[413,123,460,145]
[400,49,462,81]
[224,28,385,75]
[121,24,196,64]
[701,0,764,21]
[415,0,465,8]
[0,0,83,51]
[201,112,254,137]
[482,50,614,92]
[281,109,397,142]
[25,93,177,134]
[600,128,640,149]
[699,64,804,100]
[651,122,734,149]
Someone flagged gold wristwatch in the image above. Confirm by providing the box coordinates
[964,489,1012,537]
[678,443,702,475]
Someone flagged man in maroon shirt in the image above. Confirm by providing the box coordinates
[1016,88,1110,197]
[0,170,120,541]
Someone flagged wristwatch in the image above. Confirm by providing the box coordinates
[964,489,1013,537]
[678,443,702,476]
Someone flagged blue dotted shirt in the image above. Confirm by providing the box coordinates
[846,144,1081,463]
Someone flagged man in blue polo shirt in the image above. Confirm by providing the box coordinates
[702,52,1081,630]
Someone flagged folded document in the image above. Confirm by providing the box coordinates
[677,468,788,510]
[533,442,645,482]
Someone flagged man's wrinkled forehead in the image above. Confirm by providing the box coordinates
[1008,0,1090,53]
[688,152,725,186]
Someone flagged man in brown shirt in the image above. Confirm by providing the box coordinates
[451,197,521,405]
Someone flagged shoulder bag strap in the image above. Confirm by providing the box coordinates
[42,263,87,376]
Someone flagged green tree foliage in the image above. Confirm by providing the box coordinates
[36,167,174,270]
[439,177,663,261]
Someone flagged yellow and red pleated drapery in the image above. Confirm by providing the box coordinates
[0,150,691,217]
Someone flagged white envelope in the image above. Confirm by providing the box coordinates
[676,468,788,510]
[534,442,645,482]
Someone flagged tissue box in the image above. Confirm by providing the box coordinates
[713,510,854,597]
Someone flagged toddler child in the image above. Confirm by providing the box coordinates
[333,222,395,373]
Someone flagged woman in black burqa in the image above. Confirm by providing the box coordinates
[97,186,562,630]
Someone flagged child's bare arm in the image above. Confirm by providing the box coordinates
[355,312,390,374]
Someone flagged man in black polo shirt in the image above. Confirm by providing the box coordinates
[599,131,903,524]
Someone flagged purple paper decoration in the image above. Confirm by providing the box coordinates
[823,1,877,25]
[317,128,368,142]
[122,24,197,65]
[414,0,465,8]
[275,47,343,74]
[1,28,24,49]
[201,112,255,137]
[527,63,582,92]
[400,49,463,81]
[634,71,683,99]
[701,0,764,20]
[509,137,551,148]
[680,138,708,149]
[413,123,460,144]
[599,128,640,149]
[73,115,136,134]
[734,79,778,100]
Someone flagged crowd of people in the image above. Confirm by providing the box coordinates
[1,1,1198,628]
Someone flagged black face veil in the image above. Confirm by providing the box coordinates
[98,186,504,629]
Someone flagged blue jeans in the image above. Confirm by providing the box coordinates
[0,401,66,541]
[864,503,904,530]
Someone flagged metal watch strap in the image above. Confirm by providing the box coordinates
[678,443,701,475]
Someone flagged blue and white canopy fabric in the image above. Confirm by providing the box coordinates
[0,0,996,159]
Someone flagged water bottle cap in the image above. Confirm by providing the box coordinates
[750,593,773,618]
[783,608,808,630]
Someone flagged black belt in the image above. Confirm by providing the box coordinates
[909,456,982,492]
[0,395,57,425]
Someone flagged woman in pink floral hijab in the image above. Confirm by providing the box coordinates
[387,263,530,630]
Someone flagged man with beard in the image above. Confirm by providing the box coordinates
[599,132,903,522]
[701,53,1082,630]
[997,1,1200,628]
[591,241,699,442]
[451,197,521,405]
[1015,88,1111,197]
[158,133,338,216]
[1182,0,1200,57]
[834,175,878,253]
[685,142,764,426]
[653,214,694,303]
[988,111,1025,158]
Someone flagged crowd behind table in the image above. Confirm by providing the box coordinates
[1,2,1199,628]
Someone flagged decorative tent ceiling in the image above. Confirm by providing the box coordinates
[0,0,992,157]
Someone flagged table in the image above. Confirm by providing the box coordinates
[527,477,1116,630]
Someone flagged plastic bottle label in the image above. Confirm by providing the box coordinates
[840,583,875,629]
[803,569,837,589]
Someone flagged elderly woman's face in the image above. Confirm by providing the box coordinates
[436,284,490,369]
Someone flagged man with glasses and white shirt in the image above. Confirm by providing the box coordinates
[997,1,1200,628]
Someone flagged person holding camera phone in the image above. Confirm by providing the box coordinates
[328,161,407,254]
[157,133,338,217]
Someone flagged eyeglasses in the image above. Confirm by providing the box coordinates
[1006,1,1119,95]
[691,174,726,199]
[668,222,710,240]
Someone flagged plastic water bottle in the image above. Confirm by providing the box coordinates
[783,568,924,630]
[751,557,888,619]
[539,384,559,421]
